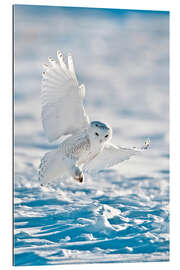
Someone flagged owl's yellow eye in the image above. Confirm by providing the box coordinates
[95,132,99,136]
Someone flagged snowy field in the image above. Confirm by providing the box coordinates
[14,5,169,266]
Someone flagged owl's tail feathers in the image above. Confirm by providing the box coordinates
[39,151,55,185]
[39,150,69,185]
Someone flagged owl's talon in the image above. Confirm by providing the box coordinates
[79,176,83,183]
[74,172,84,183]
[74,176,83,183]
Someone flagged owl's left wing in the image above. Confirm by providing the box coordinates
[84,139,150,172]
[41,51,89,142]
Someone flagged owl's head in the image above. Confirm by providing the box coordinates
[89,121,112,144]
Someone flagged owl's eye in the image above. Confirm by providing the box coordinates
[105,134,109,138]
[95,132,99,136]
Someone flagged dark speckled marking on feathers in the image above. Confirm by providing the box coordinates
[59,133,91,161]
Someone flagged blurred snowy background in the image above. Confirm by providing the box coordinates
[14,5,169,266]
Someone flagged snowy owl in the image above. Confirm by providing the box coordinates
[39,50,150,184]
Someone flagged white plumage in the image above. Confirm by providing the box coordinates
[41,51,89,142]
[39,51,150,184]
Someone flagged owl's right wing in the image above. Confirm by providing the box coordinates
[41,51,90,142]
[85,139,150,172]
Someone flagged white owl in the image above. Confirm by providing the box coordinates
[39,51,150,185]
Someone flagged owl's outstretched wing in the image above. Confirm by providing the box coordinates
[41,51,89,142]
[85,139,150,172]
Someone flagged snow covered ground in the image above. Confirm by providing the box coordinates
[14,5,169,266]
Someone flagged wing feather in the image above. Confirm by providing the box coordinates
[85,139,150,172]
[67,53,78,83]
[41,51,89,142]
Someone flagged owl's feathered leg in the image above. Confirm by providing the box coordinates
[63,157,84,183]
[73,166,84,183]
